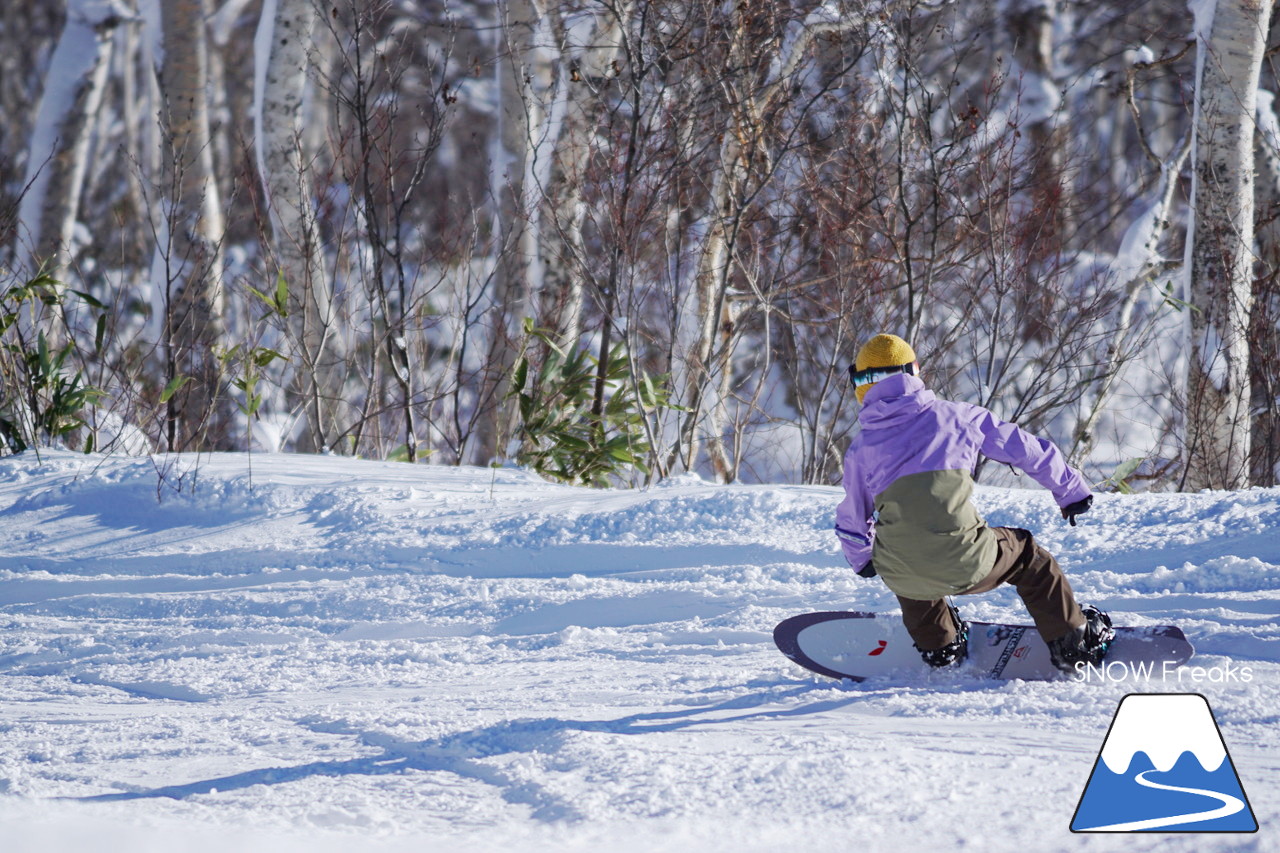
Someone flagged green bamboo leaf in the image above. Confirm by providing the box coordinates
[246,285,273,306]
[512,357,529,393]
[217,344,243,366]
[1112,457,1143,482]
[29,272,61,292]
[51,342,71,373]
[253,348,284,368]
[605,392,630,416]
[160,375,191,404]
[274,270,289,316]
[545,350,563,376]
[70,289,106,310]
[556,434,590,452]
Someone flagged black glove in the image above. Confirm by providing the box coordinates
[857,561,877,579]
[1061,495,1093,526]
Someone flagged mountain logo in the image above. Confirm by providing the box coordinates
[1071,693,1258,833]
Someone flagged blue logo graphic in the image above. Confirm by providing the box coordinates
[1072,693,1257,832]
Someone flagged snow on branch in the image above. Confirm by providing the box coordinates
[1108,136,1192,286]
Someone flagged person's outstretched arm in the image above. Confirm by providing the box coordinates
[970,407,1092,511]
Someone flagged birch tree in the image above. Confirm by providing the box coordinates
[1183,0,1272,490]
[155,0,229,450]
[539,0,633,349]
[15,0,121,285]
[1004,0,1070,341]
[677,2,865,481]
[1252,88,1280,484]
[255,0,334,451]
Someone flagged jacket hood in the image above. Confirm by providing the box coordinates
[858,373,935,430]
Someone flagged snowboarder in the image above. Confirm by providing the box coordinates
[834,333,1114,672]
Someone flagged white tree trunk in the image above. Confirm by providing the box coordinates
[157,0,228,450]
[15,0,119,284]
[255,0,333,451]
[159,0,225,282]
[541,1,633,347]
[685,134,741,482]
[1184,0,1271,490]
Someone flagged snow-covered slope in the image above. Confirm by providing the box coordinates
[0,451,1276,852]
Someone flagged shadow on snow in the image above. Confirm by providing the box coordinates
[65,682,866,822]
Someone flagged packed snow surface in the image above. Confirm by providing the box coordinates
[1,451,1277,852]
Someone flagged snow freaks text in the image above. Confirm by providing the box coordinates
[1072,660,1254,684]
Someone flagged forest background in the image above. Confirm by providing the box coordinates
[3,0,1278,492]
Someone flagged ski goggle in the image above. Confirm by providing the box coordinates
[847,361,918,388]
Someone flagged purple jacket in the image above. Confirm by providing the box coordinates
[835,374,1091,597]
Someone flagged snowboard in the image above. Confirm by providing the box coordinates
[774,611,1194,682]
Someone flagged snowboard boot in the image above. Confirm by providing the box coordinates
[915,602,969,668]
[1047,605,1115,673]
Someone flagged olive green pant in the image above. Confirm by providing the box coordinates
[896,527,1086,651]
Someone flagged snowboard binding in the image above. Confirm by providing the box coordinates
[1047,605,1115,673]
[915,602,969,668]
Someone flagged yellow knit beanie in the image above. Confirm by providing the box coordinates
[853,334,917,403]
